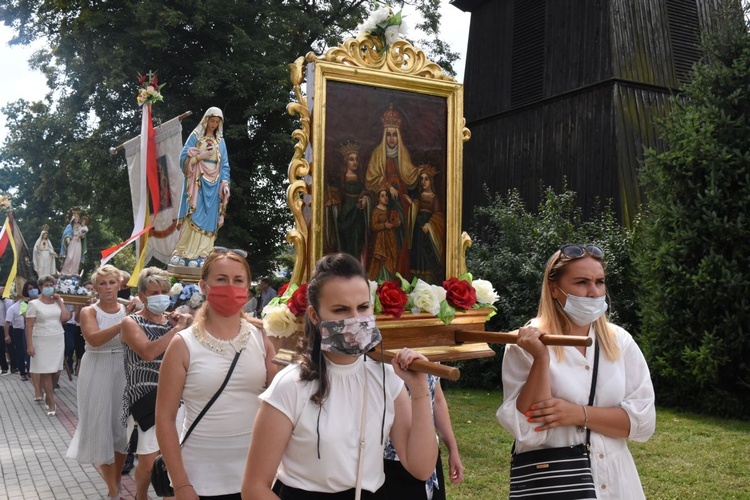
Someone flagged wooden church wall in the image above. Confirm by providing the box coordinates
[460,0,723,229]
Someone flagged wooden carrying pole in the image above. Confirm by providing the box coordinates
[455,330,592,347]
[366,350,461,382]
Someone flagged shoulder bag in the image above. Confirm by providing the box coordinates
[508,340,600,499]
[151,349,243,497]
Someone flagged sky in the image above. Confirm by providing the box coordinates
[0,1,471,143]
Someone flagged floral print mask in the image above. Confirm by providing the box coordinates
[318,314,382,356]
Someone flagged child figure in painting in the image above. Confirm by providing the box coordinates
[369,187,401,282]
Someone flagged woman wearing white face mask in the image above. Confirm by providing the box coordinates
[242,252,438,499]
[497,244,656,499]
[25,275,71,414]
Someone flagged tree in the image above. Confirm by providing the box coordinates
[637,1,750,417]
[0,0,458,278]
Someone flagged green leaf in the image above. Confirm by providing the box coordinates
[395,272,412,293]
[374,295,383,314]
[437,300,455,325]
[459,272,473,283]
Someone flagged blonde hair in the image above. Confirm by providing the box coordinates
[91,264,122,286]
[536,250,620,362]
[137,267,171,294]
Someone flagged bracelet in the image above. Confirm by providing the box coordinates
[411,392,430,401]
[174,483,193,491]
[578,405,589,432]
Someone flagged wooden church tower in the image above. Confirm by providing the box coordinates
[452,0,724,226]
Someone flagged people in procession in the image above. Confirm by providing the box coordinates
[496,244,656,499]
[242,252,438,499]
[156,248,277,499]
[25,275,71,415]
[120,267,191,500]
[4,282,36,381]
[66,264,137,500]
[383,375,464,500]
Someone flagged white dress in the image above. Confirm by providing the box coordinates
[27,300,65,374]
[177,320,267,496]
[261,356,404,493]
[497,323,656,500]
[66,304,128,464]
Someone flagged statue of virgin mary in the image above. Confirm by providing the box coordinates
[33,226,58,277]
[171,107,231,266]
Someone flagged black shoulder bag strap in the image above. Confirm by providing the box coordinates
[585,338,600,450]
[179,348,243,446]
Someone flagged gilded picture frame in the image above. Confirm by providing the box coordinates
[286,36,471,284]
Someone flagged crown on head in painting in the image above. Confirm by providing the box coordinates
[339,141,361,158]
[381,104,402,129]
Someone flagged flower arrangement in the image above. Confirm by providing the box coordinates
[262,283,309,338]
[136,71,165,107]
[373,273,499,325]
[168,282,204,311]
[261,274,499,337]
[56,276,90,296]
[0,194,12,214]
[357,3,408,48]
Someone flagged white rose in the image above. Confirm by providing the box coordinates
[372,6,391,24]
[473,279,499,305]
[170,283,184,297]
[263,303,298,338]
[188,292,204,308]
[398,20,409,35]
[359,19,377,35]
[369,280,378,305]
[384,24,400,45]
[409,279,444,316]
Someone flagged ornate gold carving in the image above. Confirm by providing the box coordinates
[459,231,473,276]
[286,56,311,284]
[462,118,472,143]
[316,35,455,81]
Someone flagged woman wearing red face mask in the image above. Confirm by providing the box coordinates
[156,249,277,499]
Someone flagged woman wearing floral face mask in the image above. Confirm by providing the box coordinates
[156,249,277,499]
[242,252,438,499]
[497,244,656,499]
[25,275,71,414]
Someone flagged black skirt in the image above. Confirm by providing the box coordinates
[383,452,446,500]
[272,480,387,499]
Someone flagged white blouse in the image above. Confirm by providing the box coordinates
[260,356,404,493]
[497,323,655,500]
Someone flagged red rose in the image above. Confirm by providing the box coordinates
[442,277,477,310]
[377,281,408,318]
[288,284,309,316]
[278,282,289,297]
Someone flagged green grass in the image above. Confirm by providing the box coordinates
[440,389,750,499]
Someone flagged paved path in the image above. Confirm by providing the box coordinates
[1,371,151,499]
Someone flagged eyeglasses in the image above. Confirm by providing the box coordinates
[212,246,248,259]
[559,244,604,260]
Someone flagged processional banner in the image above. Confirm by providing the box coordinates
[123,116,184,265]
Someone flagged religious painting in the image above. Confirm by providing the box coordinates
[322,82,448,284]
[286,48,467,285]
[156,155,173,211]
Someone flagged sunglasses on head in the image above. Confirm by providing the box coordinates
[559,244,604,260]
[212,246,248,259]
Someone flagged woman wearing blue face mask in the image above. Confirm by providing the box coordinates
[242,253,438,499]
[497,244,656,499]
[25,275,71,414]
[67,264,138,500]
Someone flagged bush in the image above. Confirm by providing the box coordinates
[452,185,637,389]
[636,3,750,418]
